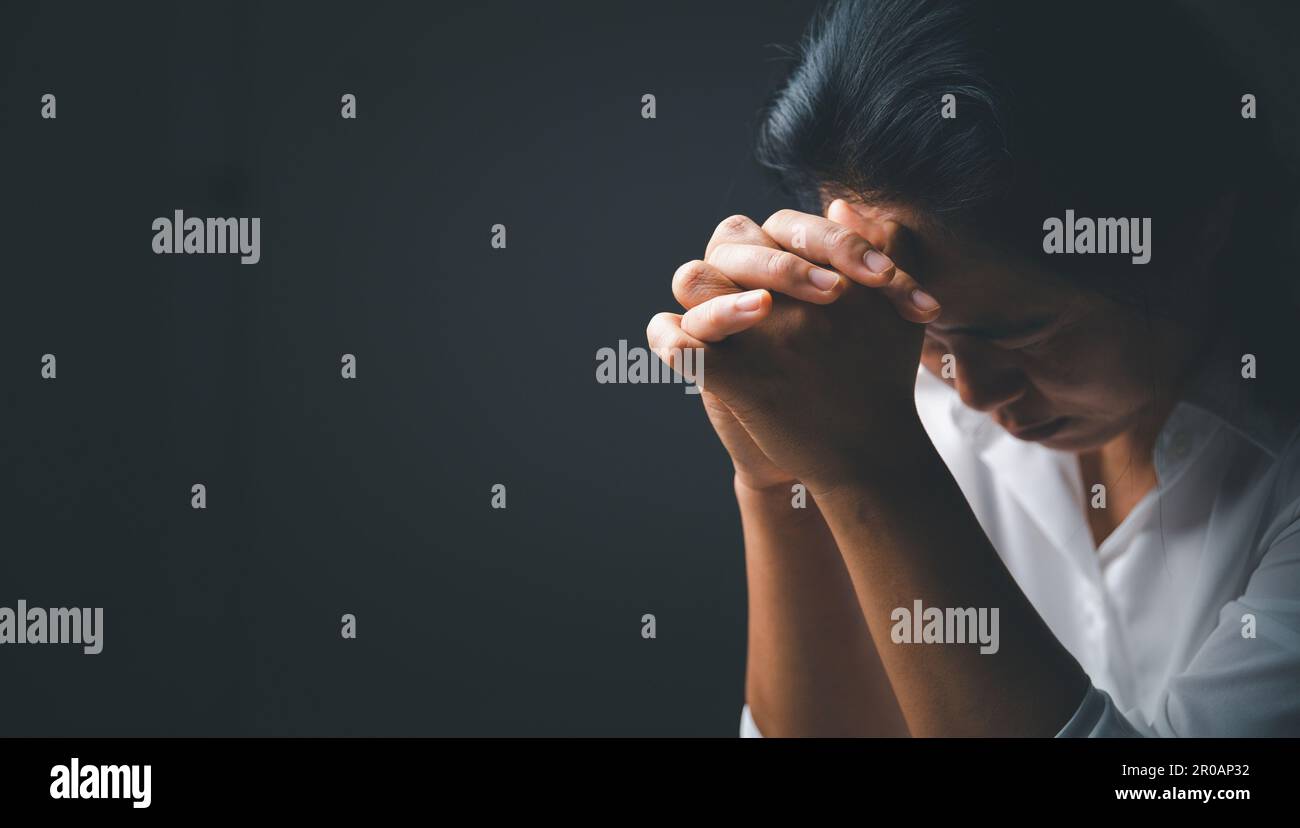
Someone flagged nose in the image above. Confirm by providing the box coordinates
[951,344,1027,414]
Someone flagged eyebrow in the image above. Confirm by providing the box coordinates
[930,316,1055,341]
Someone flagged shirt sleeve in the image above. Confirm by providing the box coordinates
[740,703,763,738]
[1068,501,1300,737]
[1055,684,1146,737]
[1135,513,1300,736]
[741,692,1143,738]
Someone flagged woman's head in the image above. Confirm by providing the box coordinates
[757,0,1297,451]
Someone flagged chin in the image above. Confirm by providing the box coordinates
[1025,420,1114,453]
[1034,433,1091,452]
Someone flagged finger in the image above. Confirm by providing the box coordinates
[645,312,708,384]
[871,220,941,323]
[761,207,897,287]
[672,259,744,310]
[824,200,941,323]
[704,214,778,259]
[703,243,845,305]
[872,267,940,323]
[680,289,772,342]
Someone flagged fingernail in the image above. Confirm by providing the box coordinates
[808,267,840,291]
[864,249,894,274]
[734,290,765,312]
[910,288,940,312]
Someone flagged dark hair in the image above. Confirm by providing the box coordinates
[756,0,1297,325]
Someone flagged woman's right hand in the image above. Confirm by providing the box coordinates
[662,202,940,492]
[700,388,795,491]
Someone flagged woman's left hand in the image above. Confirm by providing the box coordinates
[647,203,939,496]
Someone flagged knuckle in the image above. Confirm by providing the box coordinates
[716,214,756,238]
[671,260,710,302]
[762,208,796,231]
[766,250,799,280]
[675,260,735,307]
[821,223,855,253]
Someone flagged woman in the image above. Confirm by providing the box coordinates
[646,0,1300,736]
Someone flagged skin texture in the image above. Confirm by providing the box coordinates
[646,198,1214,736]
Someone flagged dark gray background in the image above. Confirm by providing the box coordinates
[0,0,819,736]
[1,1,1296,736]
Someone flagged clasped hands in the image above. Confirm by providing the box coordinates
[646,200,942,498]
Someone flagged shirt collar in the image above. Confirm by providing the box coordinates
[940,333,1294,566]
[945,391,1092,567]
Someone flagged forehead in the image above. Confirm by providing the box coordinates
[815,190,1082,332]
[909,223,1079,333]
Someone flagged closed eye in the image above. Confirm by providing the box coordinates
[992,327,1054,351]
[928,316,1056,349]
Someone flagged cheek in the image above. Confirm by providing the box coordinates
[1022,333,1147,411]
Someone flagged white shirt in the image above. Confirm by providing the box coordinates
[741,347,1300,737]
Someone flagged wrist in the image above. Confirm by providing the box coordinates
[733,471,799,496]
[733,473,825,516]
[804,409,934,501]
[732,474,831,533]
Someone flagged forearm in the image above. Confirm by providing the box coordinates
[814,431,1089,737]
[737,476,908,737]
